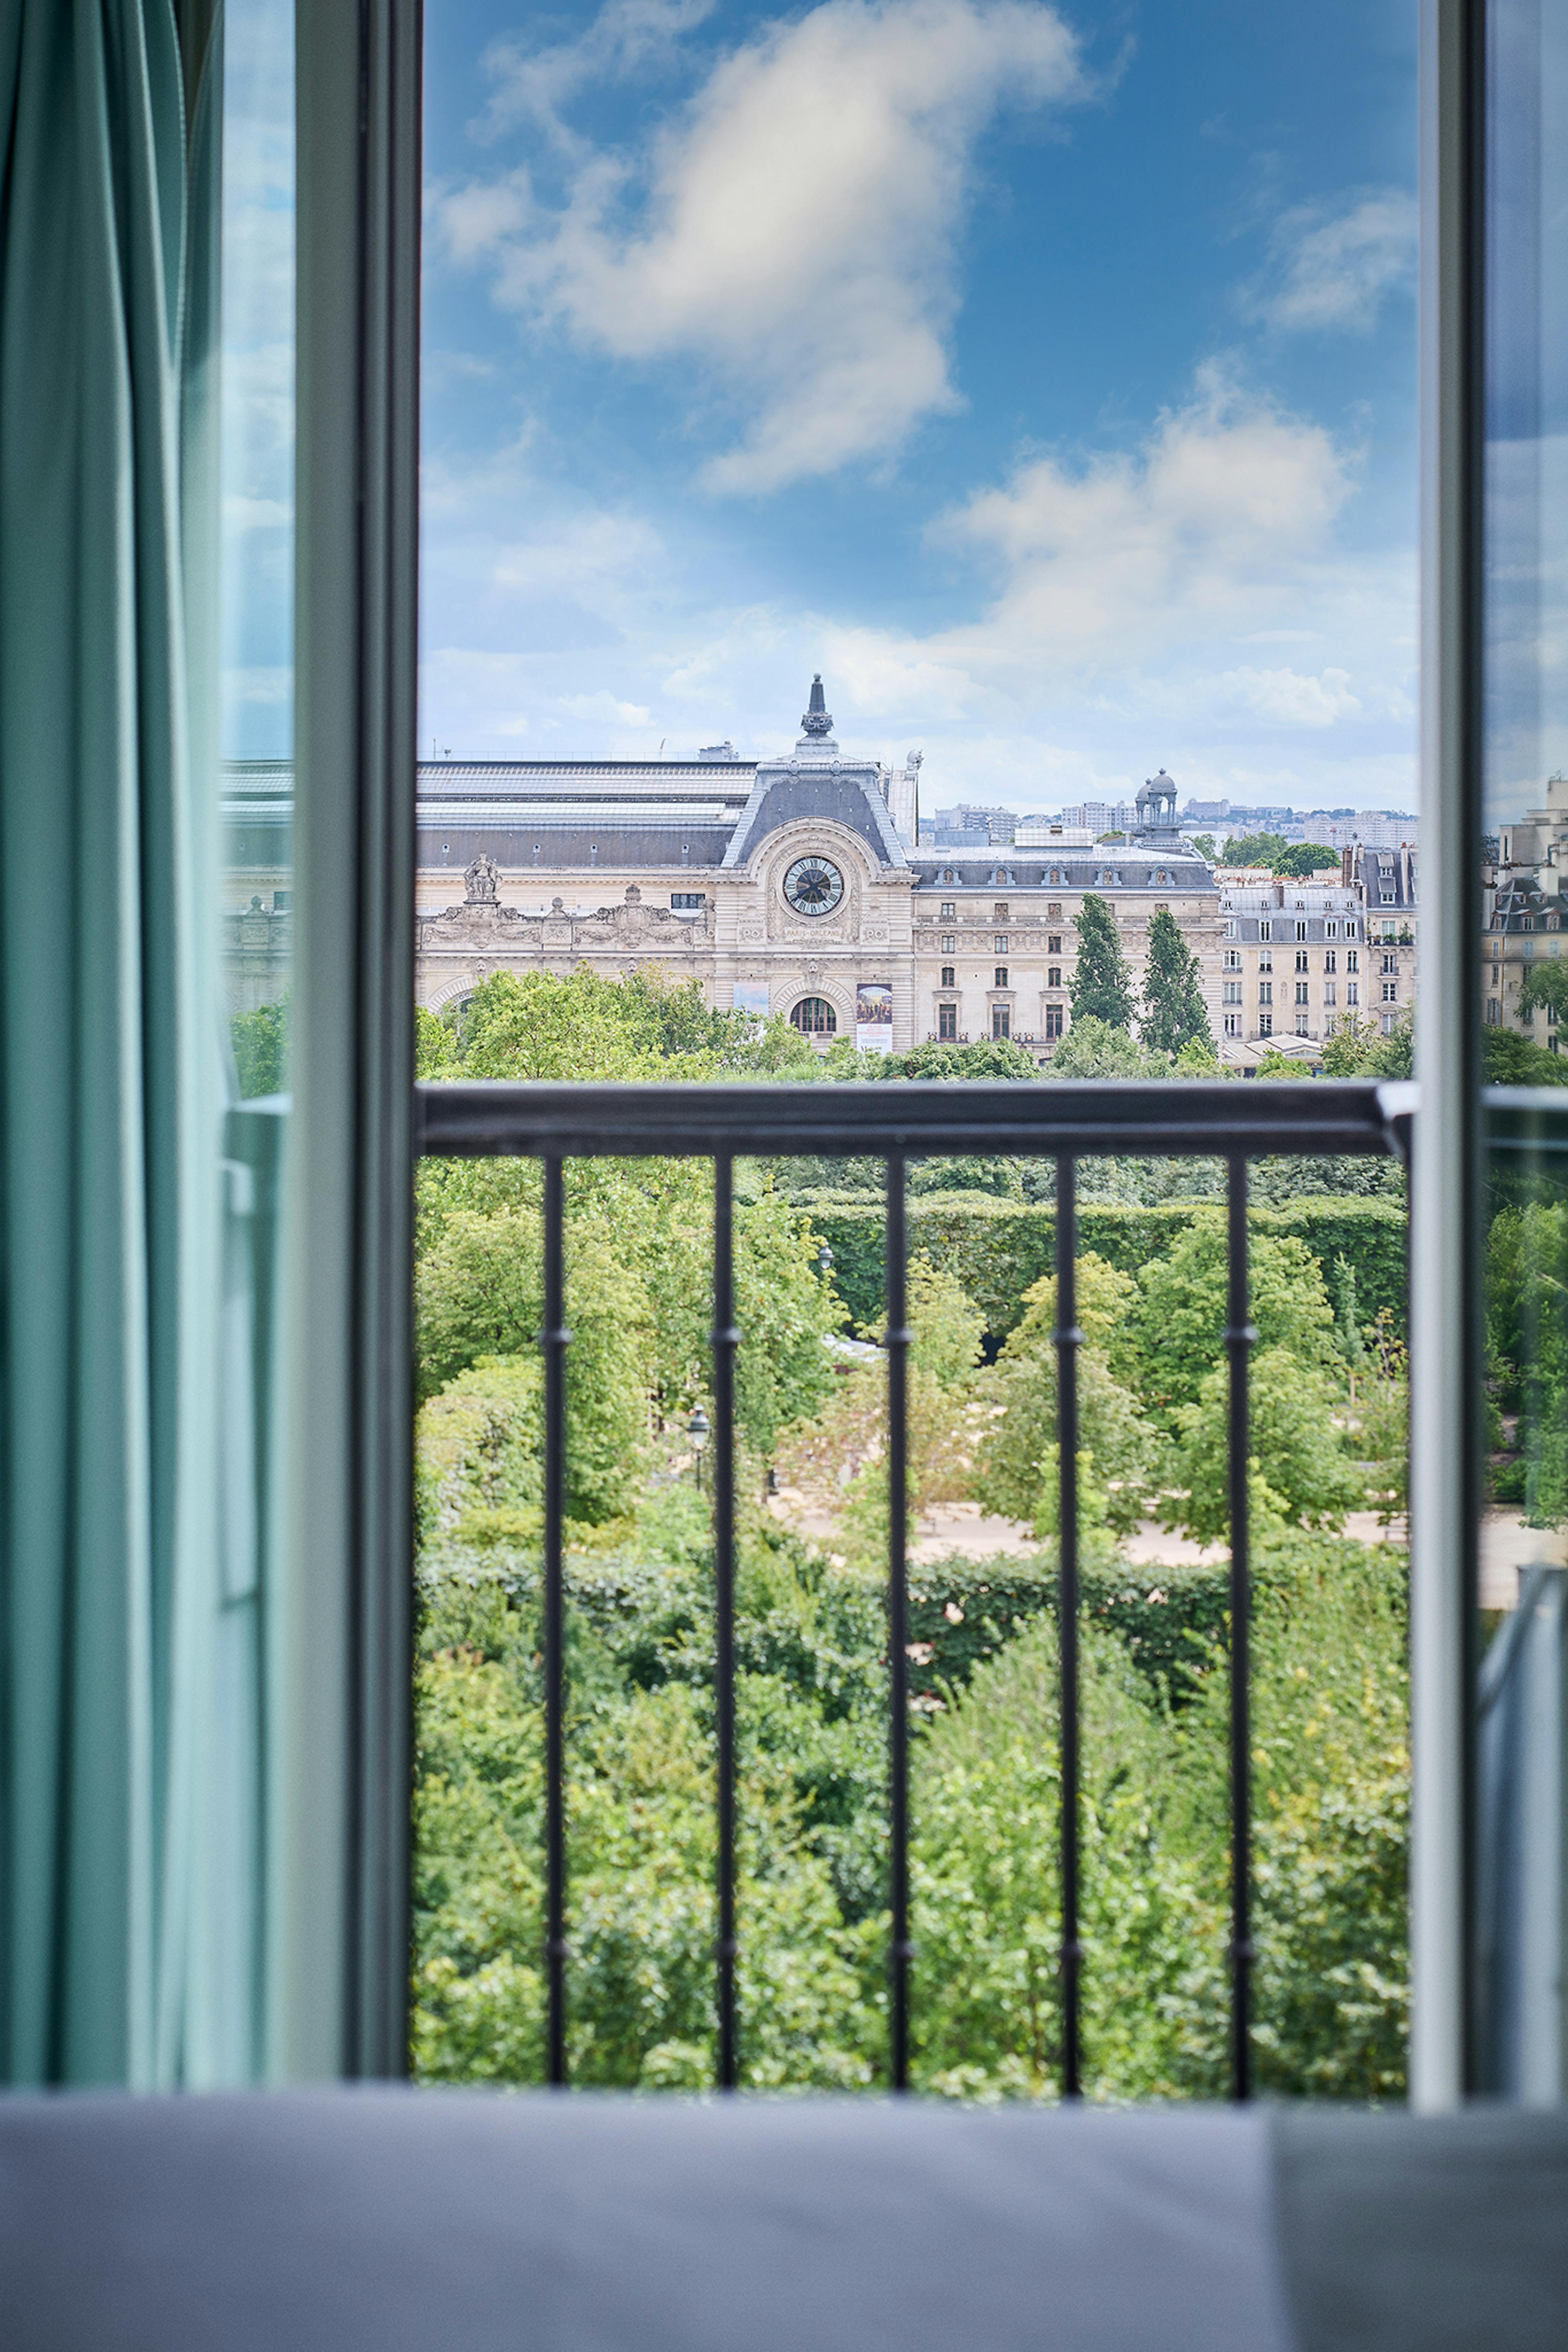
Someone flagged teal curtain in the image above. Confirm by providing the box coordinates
[0,0,223,2084]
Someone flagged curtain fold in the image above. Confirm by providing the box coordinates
[0,0,221,2085]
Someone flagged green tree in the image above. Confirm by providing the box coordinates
[1188,833,1218,862]
[1140,907,1215,1058]
[1127,1218,1340,1420]
[976,1257,1166,1537]
[1069,894,1136,1030]
[1047,1014,1168,1080]
[1483,1026,1568,1084]
[231,994,287,1097]
[1167,1346,1364,1543]
[871,1038,1038,1082]
[1320,1012,1382,1075]
[1222,831,1289,868]
[1273,843,1339,878]
[1517,959,1568,1031]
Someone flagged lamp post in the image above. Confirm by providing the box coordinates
[688,1404,710,1491]
[817,1239,834,1282]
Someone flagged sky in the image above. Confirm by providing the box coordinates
[419,0,1419,815]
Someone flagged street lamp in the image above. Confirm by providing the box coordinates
[817,1239,834,1281]
[688,1404,710,1490]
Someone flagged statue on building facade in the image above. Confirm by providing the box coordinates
[464,850,499,905]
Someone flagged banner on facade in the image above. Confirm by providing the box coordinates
[855,981,894,1052]
[732,981,771,1016]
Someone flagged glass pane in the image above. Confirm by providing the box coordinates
[416,2,1416,2097]
[209,0,296,2076]
[1477,0,1568,2105]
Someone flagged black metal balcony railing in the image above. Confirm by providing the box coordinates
[415,1077,1412,2102]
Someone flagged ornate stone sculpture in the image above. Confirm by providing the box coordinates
[465,851,500,905]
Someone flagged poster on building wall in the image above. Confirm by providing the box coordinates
[855,982,893,1052]
[732,981,771,1016]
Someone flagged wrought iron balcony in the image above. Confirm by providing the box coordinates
[416,1077,1412,2100]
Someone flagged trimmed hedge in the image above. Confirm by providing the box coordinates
[806,1193,1408,1342]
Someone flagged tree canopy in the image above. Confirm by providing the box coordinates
[1069,893,1136,1030]
[1140,907,1214,1058]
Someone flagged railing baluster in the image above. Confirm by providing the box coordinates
[1226,1151,1256,2102]
[886,1151,912,2092]
[1054,1153,1084,2100]
[712,1155,741,2091]
[540,1155,571,2087]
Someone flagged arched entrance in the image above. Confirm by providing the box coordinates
[789,996,837,1034]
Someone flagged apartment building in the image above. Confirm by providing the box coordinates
[1483,769,1568,1045]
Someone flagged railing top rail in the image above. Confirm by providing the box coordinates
[415,1076,1410,1160]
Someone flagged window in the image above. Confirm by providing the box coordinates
[1382,952,1399,974]
[1346,919,1359,938]
[1382,981,1399,1003]
[1224,918,1238,938]
[1324,981,1337,1008]
[1258,950,1273,974]
[1224,948,1241,971]
[790,996,836,1034]
[993,900,1009,917]
[1324,950,1337,974]
[670,892,706,910]
[1296,1012,1311,1034]
[1346,948,1359,973]
[1381,1012,1398,1036]
[1049,869,1062,886]
[1295,981,1310,1006]
[1260,920,1272,941]
[1047,902,1062,918]
[1047,933,1062,953]
[1327,921,1339,940]
[1295,949,1310,973]
[1259,1013,1274,1037]
[993,966,1008,988]
[1045,1004,1064,1039]
[1348,982,1359,1007]
[1224,1012,1240,1036]
[1296,921,1308,941]
[1223,980,1242,1005]
[992,1005,1011,1039]
[940,901,956,919]
[1047,965,1062,989]
[1259,981,1273,1006]
[940,934,956,952]
[940,964,955,988]
[938,1003,958,1040]
[994,933,1009,952]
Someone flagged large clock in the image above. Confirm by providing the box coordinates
[783,855,844,916]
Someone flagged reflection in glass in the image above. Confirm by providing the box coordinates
[1478,0,1568,2102]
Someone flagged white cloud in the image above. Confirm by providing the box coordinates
[1254,191,1417,334]
[437,0,1087,491]
[929,370,1358,667]
[478,0,719,150]
[420,373,1417,805]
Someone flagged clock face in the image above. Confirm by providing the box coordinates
[783,855,844,916]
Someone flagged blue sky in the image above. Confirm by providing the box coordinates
[420,0,1419,813]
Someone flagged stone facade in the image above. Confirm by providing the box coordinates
[1484,772,1568,1046]
[408,680,1227,1062]
[223,683,1420,1065]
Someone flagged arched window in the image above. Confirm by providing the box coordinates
[790,996,837,1034]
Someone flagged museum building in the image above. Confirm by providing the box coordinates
[222,679,1226,1057]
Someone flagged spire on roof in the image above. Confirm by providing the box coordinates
[801,673,834,739]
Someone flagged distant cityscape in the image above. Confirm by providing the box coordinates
[918,796,1419,854]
